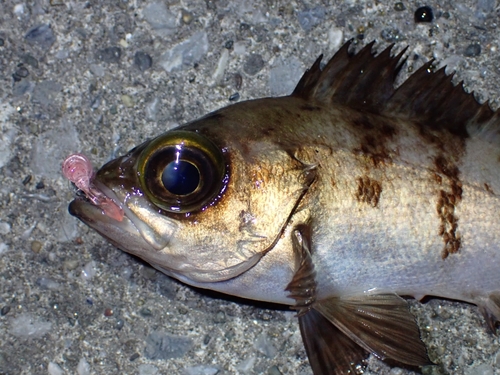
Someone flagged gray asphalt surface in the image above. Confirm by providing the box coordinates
[1,0,500,374]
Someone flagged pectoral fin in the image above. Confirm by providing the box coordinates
[284,223,317,315]
[314,295,432,367]
[286,223,431,374]
[478,292,500,333]
[299,308,369,375]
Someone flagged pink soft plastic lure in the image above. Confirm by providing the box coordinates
[62,153,124,222]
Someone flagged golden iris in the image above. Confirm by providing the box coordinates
[137,130,226,213]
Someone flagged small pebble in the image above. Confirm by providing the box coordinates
[254,333,276,358]
[0,222,11,235]
[1,306,11,316]
[475,0,496,19]
[140,307,153,317]
[239,23,250,32]
[206,0,216,10]
[21,54,39,68]
[22,175,32,185]
[236,356,256,372]
[298,7,326,31]
[224,327,235,340]
[210,44,228,84]
[63,259,79,271]
[104,308,114,317]
[21,222,37,240]
[0,243,9,255]
[14,66,29,80]
[234,73,242,90]
[36,277,61,290]
[76,358,90,375]
[0,38,4,46]
[268,365,283,375]
[14,3,25,16]
[48,362,64,375]
[130,352,140,361]
[224,40,233,49]
[96,46,122,63]
[181,9,193,24]
[121,94,134,107]
[10,313,52,338]
[25,24,56,50]
[144,332,193,360]
[415,6,433,23]
[81,261,97,281]
[134,51,152,72]
[36,181,45,189]
[203,334,211,345]
[31,240,42,253]
[89,64,105,77]
[464,43,481,57]
[229,92,240,101]
[13,80,34,97]
[213,311,226,323]
[138,364,159,375]
[394,2,406,11]
[243,53,264,75]
[116,318,124,330]
[158,31,208,72]
[143,2,177,35]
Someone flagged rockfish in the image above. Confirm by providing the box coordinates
[66,41,500,374]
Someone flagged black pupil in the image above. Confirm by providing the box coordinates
[161,160,200,196]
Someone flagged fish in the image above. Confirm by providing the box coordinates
[66,40,500,374]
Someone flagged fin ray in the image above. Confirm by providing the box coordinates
[291,40,499,139]
[299,308,369,375]
[285,223,317,314]
[479,292,500,333]
[314,294,432,366]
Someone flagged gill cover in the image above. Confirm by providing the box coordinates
[137,130,226,213]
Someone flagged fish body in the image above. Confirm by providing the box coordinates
[67,41,500,374]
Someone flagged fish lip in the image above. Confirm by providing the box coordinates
[69,197,262,284]
[68,196,155,257]
[68,196,129,231]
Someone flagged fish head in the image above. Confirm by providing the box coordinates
[69,101,310,286]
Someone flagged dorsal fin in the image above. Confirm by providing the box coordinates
[292,40,499,138]
[292,40,406,112]
[386,61,495,138]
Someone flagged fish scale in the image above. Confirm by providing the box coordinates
[66,40,500,374]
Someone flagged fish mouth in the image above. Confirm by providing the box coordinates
[69,194,262,284]
[68,197,152,254]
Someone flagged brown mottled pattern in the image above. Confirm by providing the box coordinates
[350,114,398,168]
[434,155,463,258]
[355,176,382,208]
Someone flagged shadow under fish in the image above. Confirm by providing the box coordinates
[66,40,500,374]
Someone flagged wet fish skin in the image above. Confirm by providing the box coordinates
[68,41,500,374]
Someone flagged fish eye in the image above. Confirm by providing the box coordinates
[161,160,200,196]
[137,130,226,213]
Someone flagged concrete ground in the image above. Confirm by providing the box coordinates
[0,0,499,374]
